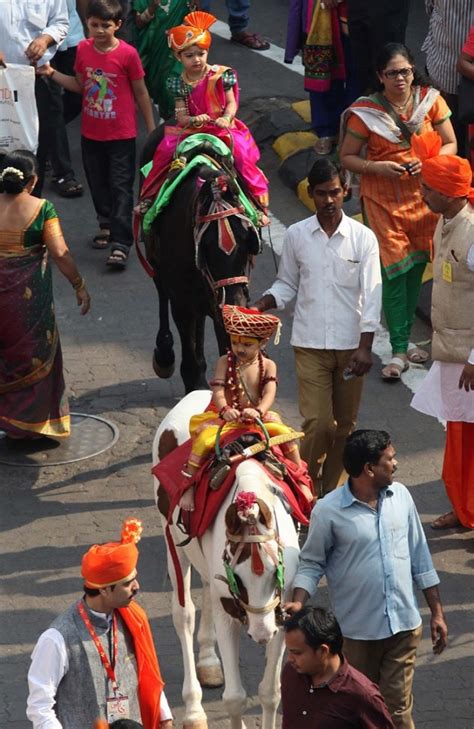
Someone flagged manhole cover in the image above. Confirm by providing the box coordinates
[0,413,119,467]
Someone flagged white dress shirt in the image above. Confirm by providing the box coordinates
[0,0,69,66]
[27,617,173,728]
[264,212,382,350]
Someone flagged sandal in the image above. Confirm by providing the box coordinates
[430,511,461,530]
[313,136,336,155]
[91,230,111,249]
[407,343,429,364]
[381,356,409,381]
[231,31,270,51]
[106,248,129,270]
[52,177,83,198]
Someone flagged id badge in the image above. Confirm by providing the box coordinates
[442,261,452,283]
[106,695,130,722]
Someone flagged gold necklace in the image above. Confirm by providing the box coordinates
[385,92,412,112]
[182,65,208,86]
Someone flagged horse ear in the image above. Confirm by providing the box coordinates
[225,503,243,534]
[256,499,273,529]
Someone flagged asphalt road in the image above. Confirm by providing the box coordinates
[1,2,473,728]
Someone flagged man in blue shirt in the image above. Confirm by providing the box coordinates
[284,429,448,729]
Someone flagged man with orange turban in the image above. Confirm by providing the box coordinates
[411,131,474,530]
[27,519,173,729]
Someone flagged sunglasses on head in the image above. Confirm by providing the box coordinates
[383,67,413,79]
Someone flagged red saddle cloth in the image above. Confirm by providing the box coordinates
[152,433,312,538]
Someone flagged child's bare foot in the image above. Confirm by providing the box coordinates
[179,486,195,512]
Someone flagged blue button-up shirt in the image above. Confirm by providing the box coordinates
[294,480,440,640]
[0,0,69,66]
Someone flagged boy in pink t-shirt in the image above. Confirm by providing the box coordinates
[40,0,155,269]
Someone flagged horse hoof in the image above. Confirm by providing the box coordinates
[197,663,224,688]
[153,351,175,379]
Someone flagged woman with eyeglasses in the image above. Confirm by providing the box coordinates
[340,43,457,380]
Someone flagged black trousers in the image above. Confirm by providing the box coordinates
[48,48,82,183]
[34,75,75,196]
[51,47,82,124]
[81,136,136,252]
[347,0,411,94]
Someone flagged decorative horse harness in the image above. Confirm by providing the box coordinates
[216,491,286,626]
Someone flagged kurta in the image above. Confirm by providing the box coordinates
[345,88,451,278]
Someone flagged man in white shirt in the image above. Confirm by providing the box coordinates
[254,159,382,495]
[26,518,173,728]
[0,0,69,194]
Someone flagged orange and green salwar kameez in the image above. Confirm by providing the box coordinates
[345,87,451,353]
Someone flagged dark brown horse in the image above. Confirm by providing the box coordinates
[141,129,261,393]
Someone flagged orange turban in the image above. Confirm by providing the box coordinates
[81,518,143,588]
[411,131,474,202]
[223,305,281,344]
[167,11,216,52]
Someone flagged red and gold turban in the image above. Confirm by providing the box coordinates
[167,11,216,52]
[222,305,281,344]
[411,131,474,202]
[81,518,143,588]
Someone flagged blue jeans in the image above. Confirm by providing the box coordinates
[199,0,250,34]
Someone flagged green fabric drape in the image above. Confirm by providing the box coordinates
[131,0,191,119]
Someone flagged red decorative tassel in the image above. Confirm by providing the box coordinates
[251,543,264,576]
[218,216,237,255]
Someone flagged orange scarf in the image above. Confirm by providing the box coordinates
[118,602,164,729]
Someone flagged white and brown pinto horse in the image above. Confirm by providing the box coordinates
[152,390,300,729]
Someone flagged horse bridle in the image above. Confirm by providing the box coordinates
[195,196,255,302]
[216,524,285,626]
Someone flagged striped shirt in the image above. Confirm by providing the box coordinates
[422,0,474,95]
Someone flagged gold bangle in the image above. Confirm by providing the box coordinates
[72,276,85,291]
[362,160,371,174]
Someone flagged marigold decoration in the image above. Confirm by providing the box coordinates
[222,305,281,344]
[167,11,216,52]
[121,517,143,544]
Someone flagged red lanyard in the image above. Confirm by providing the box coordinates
[77,601,119,692]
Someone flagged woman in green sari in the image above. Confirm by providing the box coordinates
[0,150,90,439]
[132,0,195,120]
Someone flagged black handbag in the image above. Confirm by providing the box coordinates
[457,75,474,125]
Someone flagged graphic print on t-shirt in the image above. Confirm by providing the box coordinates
[84,67,118,119]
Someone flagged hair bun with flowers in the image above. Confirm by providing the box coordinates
[0,166,24,181]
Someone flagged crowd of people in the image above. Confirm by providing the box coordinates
[0,0,473,728]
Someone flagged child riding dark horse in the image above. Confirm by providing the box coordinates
[139,11,269,223]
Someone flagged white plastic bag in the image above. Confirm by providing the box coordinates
[0,63,39,153]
